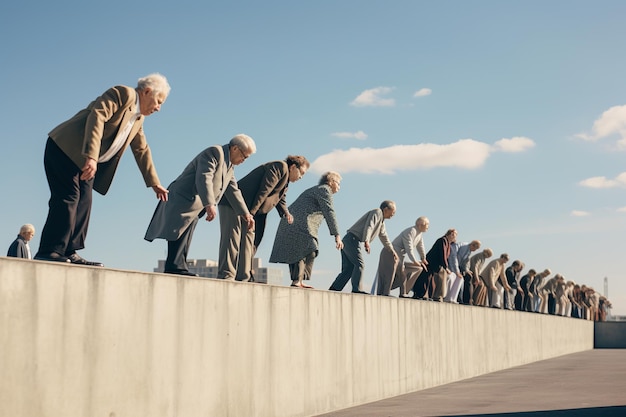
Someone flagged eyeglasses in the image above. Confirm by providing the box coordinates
[235,146,250,160]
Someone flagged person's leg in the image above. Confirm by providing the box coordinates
[165,216,199,272]
[217,205,241,280]
[36,138,81,259]
[402,264,423,297]
[235,218,255,282]
[376,249,395,295]
[329,234,357,291]
[66,175,94,256]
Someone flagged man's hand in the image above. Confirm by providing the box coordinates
[243,214,255,232]
[205,205,217,222]
[80,158,97,181]
[152,184,169,201]
[285,212,294,224]
[335,235,344,250]
[364,241,370,254]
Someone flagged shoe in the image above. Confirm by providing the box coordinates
[352,290,369,294]
[34,252,70,263]
[399,293,412,298]
[68,253,104,267]
[164,270,198,277]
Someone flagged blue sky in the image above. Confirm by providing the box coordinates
[2,1,626,315]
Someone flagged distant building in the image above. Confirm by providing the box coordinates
[154,258,283,285]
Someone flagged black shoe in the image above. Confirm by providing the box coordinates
[68,253,104,267]
[352,290,369,294]
[34,252,70,263]
[164,270,198,277]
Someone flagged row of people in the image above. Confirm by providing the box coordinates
[13,72,612,322]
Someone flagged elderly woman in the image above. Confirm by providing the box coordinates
[269,171,343,288]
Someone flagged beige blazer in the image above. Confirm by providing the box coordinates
[48,85,159,195]
[144,144,249,241]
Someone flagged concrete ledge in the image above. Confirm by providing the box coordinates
[0,257,594,417]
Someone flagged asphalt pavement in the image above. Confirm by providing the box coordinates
[316,349,626,417]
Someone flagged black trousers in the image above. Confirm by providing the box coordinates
[37,138,93,257]
[165,216,200,272]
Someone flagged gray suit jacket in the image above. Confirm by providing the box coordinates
[144,144,249,241]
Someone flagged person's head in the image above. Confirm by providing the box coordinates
[445,228,458,243]
[469,240,481,251]
[136,73,170,116]
[527,268,537,277]
[498,253,510,264]
[229,134,256,165]
[319,171,342,194]
[286,155,310,183]
[415,216,430,233]
[512,260,523,271]
[482,248,493,258]
[18,224,35,241]
[541,268,551,278]
[380,200,396,219]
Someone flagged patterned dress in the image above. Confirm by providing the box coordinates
[269,184,340,265]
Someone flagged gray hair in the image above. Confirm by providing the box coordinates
[319,171,342,186]
[137,73,171,98]
[19,224,35,234]
[229,134,257,154]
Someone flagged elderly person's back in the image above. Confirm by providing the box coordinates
[269,171,343,288]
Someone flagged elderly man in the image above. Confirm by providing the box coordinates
[412,228,457,302]
[480,253,511,308]
[217,155,310,281]
[329,200,397,294]
[468,248,493,306]
[504,260,524,310]
[145,134,256,276]
[374,216,429,297]
[7,224,35,259]
[445,239,480,303]
[35,74,171,266]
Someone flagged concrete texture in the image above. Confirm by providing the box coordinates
[0,257,594,417]
[317,349,626,417]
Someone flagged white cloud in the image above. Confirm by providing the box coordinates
[350,87,395,107]
[618,207,626,213]
[413,88,432,97]
[571,210,591,217]
[576,104,626,148]
[578,172,626,189]
[331,131,368,140]
[492,137,535,153]
[310,139,493,174]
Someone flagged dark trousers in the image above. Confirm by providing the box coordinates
[37,138,93,257]
[165,216,199,272]
[462,272,474,304]
[329,233,364,292]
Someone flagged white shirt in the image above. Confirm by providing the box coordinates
[99,95,141,163]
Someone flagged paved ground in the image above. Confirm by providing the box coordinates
[316,349,626,417]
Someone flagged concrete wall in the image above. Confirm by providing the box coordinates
[0,257,594,417]
[595,322,626,348]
